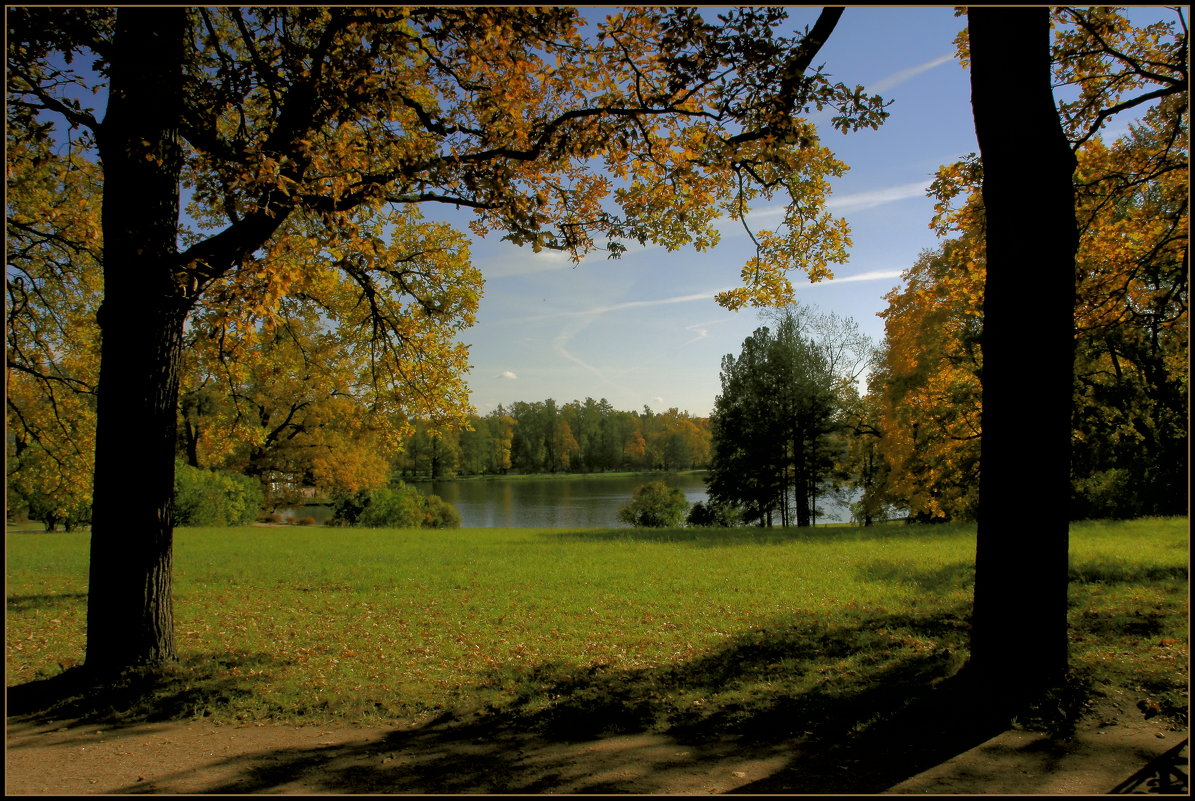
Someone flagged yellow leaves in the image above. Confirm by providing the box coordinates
[181,203,480,491]
[872,240,983,521]
[6,132,103,526]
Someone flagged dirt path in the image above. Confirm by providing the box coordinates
[4,716,800,795]
[5,709,1187,795]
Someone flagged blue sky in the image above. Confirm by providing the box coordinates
[35,7,1165,419]
[429,7,978,417]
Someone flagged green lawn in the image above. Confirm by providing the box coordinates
[5,518,1187,733]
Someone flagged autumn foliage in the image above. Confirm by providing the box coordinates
[867,7,1187,522]
[7,7,884,529]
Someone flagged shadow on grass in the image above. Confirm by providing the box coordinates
[6,651,282,725]
[7,604,1064,794]
[1070,563,1189,584]
[550,523,973,548]
[6,592,89,613]
[856,560,975,594]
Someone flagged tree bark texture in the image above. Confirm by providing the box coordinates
[967,8,1079,700]
[87,7,190,672]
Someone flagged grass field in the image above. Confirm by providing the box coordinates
[5,518,1187,735]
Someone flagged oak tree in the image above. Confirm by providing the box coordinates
[7,6,886,671]
[965,6,1185,702]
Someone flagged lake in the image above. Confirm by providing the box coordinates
[412,472,856,529]
[283,472,856,529]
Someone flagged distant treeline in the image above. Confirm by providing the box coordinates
[395,398,711,478]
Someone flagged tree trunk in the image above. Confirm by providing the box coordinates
[967,8,1078,702]
[86,7,189,673]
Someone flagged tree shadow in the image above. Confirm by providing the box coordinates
[855,560,975,594]
[6,651,284,726]
[6,592,89,613]
[9,603,1062,794]
[551,524,969,549]
[1070,563,1189,584]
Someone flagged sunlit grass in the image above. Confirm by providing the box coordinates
[5,518,1186,731]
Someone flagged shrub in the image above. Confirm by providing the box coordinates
[20,492,92,532]
[685,499,740,527]
[618,481,689,528]
[330,483,461,529]
[1073,468,1143,520]
[421,494,461,529]
[173,461,264,527]
[298,517,317,526]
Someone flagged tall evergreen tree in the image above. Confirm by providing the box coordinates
[708,308,837,526]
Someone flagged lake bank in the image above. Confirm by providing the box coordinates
[279,471,858,529]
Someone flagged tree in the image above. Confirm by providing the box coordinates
[876,117,1187,524]
[915,6,1186,703]
[907,8,1188,528]
[6,127,102,532]
[966,7,1080,702]
[708,307,839,527]
[8,6,887,671]
[871,241,983,522]
[835,388,890,526]
[172,461,263,527]
[329,483,460,529]
[179,303,417,505]
[617,480,689,528]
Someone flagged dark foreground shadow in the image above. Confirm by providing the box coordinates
[1110,738,1189,795]
[9,606,1065,794]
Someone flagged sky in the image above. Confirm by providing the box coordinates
[425,6,980,418]
[31,7,1166,420]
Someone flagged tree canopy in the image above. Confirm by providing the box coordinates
[6,6,887,671]
[708,305,866,527]
[868,6,1187,524]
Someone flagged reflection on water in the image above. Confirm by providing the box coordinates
[280,474,855,529]
[411,472,854,529]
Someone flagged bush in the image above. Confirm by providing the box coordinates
[174,461,264,527]
[20,492,92,532]
[330,483,461,529]
[685,499,740,527]
[421,494,461,529]
[297,517,317,526]
[618,481,689,528]
[1073,468,1144,520]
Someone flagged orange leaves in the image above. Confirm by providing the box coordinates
[873,243,982,521]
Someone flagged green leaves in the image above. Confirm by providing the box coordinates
[617,481,689,528]
[709,306,841,527]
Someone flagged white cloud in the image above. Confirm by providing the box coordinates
[502,288,720,326]
[484,249,574,279]
[867,53,956,94]
[553,318,608,382]
[482,239,660,279]
[498,370,518,380]
[826,180,933,213]
[818,268,904,285]
[727,179,933,227]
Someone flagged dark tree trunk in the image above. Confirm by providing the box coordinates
[967,8,1078,702]
[795,441,812,528]
[182,416,202,468]
[86,7,190,673]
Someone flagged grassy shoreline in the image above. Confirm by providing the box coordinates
[6,518,1187,733]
